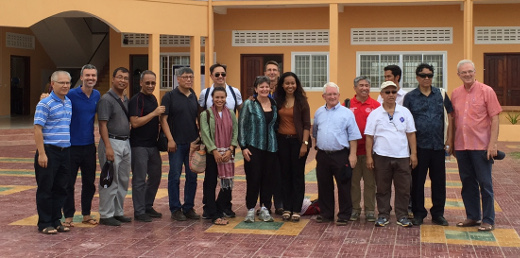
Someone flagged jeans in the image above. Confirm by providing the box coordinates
[456,150,495,225]
[168,143,198,213]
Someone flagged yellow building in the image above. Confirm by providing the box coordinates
[1,0,519,118]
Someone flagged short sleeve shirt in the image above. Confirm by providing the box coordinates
[198,84,243,110]
[162,88,199,144]
[451,81,502,151]
[129,92,159,147]
[403,86,453,150]
[67,86,100,146]
[34,92,72,148]
[365,104,416,158]
[312,102,362,151]
[97,89,130,137]
[349,96,380,155]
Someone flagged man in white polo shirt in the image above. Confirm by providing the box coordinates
[365,81,417,228]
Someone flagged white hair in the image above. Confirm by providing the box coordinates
[457,59,475,72]
[322,82,340,94]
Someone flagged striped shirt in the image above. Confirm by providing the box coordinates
[34,92,72,148]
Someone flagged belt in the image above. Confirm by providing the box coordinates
[109,134,129,141]
[318,148,347,155]
[44,144,69,151]
[278,134,298,139]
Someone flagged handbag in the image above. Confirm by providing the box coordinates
[157,131,168,152]
[189,137,206,173]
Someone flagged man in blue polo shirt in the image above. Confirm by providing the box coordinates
[62,64,101,227]
[34,71,73,234]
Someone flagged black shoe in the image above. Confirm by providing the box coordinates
[184,208,200,220]
[223,209,236,218]
[114,215,132,223]
[171,210,187,221]
[412,217,423,226]
[145,208,163,218]
[316,215,332,223]
[134,214,152,222]
[336,218,348,226]
[275,208,284,216]
[432,216,449,226]
[99,217,122,226]
[202,211,211,219]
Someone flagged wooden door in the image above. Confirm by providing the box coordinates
[484,53,520,106]
[240,54,283,99]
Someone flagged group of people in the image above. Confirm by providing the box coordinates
[33,58,501,234]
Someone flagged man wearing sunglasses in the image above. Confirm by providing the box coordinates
[128,70,165,222]
[403,63,453,227]
[365,81,417,228]
[199,63,243,113]
[377,65,407,105]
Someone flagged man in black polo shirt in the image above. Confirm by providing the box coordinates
[161,67,200,221]
[128,70,165,222]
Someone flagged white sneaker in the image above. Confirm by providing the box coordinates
[259,208,274,222]
[244,209,255,223]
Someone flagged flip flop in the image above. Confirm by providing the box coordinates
[282,211,291,221]
[82,218,99,225]
[456,219,481,227]
[212,217,229,225]
[478,223,494,231]
[291,214,301,222]
[62,221,75,227]
[39,227,57,234]
[56,225,70,232]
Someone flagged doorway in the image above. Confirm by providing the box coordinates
[130,55,149,97]
[10,56,30,116]
[484,53,520,106]
[240,54,283,98]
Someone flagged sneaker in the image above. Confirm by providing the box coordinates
[99,217,122,226]
[316,215,332,223]
[366,212,376,222]
[412,217,423,226]
[223,209,236,218]
[397,217,413,227]
[432,216,449,226]
[202,211,210,219]
[145,208,163,218]
[275,208,284,216]
[336,218,348,226]
[134,214,152,222]
[184,208,200,220]
[171,210,187,221]
[259,208,274,222]
[114,215,132,223]
[375,217,389,227]
[244,209,255,223]
[350,211,360,221]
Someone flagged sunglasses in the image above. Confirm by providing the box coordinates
[418,73,434,79]
[214,72,226,77]
[384,90,398,95]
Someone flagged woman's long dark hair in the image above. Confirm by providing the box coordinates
[274,72,307,110]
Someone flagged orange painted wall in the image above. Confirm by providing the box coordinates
[0,27,56,116]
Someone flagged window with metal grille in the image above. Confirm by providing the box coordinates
[292,52,329,91]
[122,34,205,47]
[351,27,452,45]
[475,27,520,44]
[6,32,35,49]
[233,30,329,46]
[160,53,205,89]
[357,52,447,91]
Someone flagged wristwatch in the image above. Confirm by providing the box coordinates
[303,141,309,146]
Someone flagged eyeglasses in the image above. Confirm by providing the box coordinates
[116,75,130,81]
[384,90,398,95]
[458,70,475,76]
[144,81,156,86]
[214,72,226,77]
[180,75,194,80]
[418,73,434,79]
[54,81,71,85]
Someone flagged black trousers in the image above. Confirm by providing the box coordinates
[411,148,446,219]
[35,145,70,231]
[203,153,232,220]
[278,136,307,213]
[315,148,352,221]
[63,144,97,218]
[244,147,276,210]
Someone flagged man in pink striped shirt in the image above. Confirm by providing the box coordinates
[451,60,502,232]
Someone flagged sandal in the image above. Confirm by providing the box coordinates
[39,227,57,234]
[291,214,301,222]
[82,218,99,225]
[62,221,75,227]
[282,211,291,221]
[212,217,229,225]
[478,223,495,231]
[56,225,70,232]
[456,219,481,227]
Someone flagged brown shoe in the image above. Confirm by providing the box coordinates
[456,219,481,227]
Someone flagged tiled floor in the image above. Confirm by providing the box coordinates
[1,124,520,257]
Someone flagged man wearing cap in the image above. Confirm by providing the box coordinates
[365,81,417,227]
[451,60,502,232]
[403,63,453,226]
[377,65,407,105]
[312,82,361,225]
